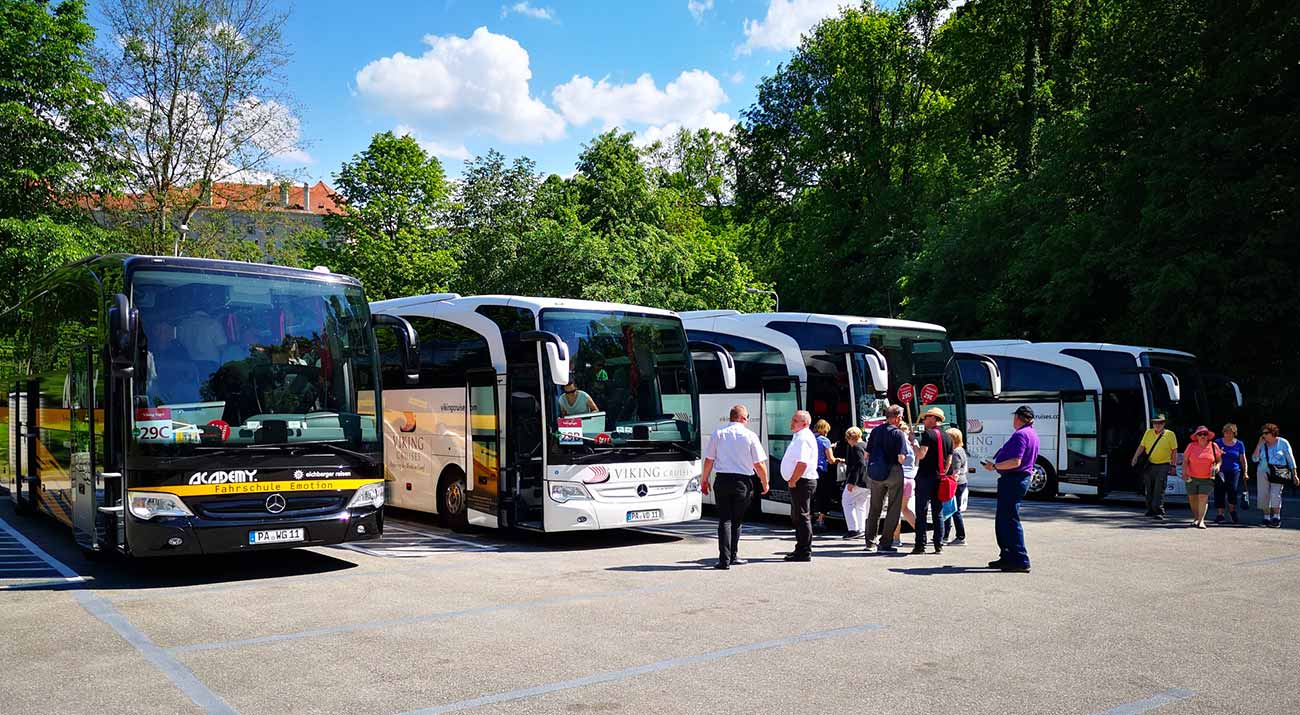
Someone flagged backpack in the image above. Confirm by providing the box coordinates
[936,429,959,501]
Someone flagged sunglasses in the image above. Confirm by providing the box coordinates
[563,389,576,394]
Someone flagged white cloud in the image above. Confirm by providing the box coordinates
[737,0,849,55]
[393,124,471,162]
[633,116,734,148]
[687,0,714,21]
[935,0,968,27]
[553,69,730,133]
[501,2,555,21]
[355,26,565,145]
[728,71,745,85]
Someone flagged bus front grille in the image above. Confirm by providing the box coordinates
[194,494,348,520]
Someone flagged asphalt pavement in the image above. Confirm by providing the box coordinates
[2,493,1298,715]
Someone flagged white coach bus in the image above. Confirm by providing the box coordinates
[682,311,996,515]
[955,340,1243,500]
[371,294,733,532]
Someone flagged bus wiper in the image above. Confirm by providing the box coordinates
[163,445,286,466]
[277,441,379,467]
[570,446,655,463]
[661,442,700,460]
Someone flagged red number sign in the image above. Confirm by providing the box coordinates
[897,383,915,403]
[920,383,940,405]
[594,433,613,445]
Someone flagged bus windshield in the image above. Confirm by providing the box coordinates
[847,325,962,429]
[539,308,699,463]
[129,268,380,457]
[1142,351,1209,434]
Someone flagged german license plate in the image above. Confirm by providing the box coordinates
[626,509,661,523]
[248,528,305,545]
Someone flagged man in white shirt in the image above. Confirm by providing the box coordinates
[701,405,769,570]
[781,409,819,562]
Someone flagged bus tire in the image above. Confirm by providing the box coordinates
[1027,459,1057,500]
[438,469,470,532]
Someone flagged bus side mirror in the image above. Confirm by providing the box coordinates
[1230,381,1243,408]
[862,347,889,395]
[372,314,420,385]
[522,331,570,386]
[689,340,736,391]
[108,293,137,376]
[984,358,1002,398]
[1161,373,1181,404]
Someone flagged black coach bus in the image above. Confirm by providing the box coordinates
[0,255,416,557]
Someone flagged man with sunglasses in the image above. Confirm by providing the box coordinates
[557,380,599,416]
[701,405,769,569]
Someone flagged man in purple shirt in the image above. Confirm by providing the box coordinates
[981,405,1040,573]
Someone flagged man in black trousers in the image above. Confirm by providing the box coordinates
[701,405,769,569]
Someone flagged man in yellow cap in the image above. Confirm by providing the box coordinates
[911,406,953,554]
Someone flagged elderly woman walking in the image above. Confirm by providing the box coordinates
[1181,426,1222,529]
[1253,424,1298,527]
[1213,424,1249,524]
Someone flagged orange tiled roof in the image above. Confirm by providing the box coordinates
[83,181,344,215]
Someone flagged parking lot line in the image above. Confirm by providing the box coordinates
[0,515,236,715]
[398,622,886,715]
[1092,688,1197,714]
[168,583,684,654]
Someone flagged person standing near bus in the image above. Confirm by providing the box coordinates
[864,405,907,552]
[911,407,953,555]
[983,405,1040,573]
[1253,424,1298,528]
[812,419,839,532]
[1181,426,1222,529]
[944,427,969,545]
[840,427,870,539]
[892,424,919,548]
[782,410,820,561]
[700,405,769,569]
[1213,423,1249,524]
[1131,414,1178,521]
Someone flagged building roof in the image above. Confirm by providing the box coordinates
[82,180,343,215]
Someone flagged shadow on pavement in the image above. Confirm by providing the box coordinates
[887,565,1005,576]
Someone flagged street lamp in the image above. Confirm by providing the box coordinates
[174,223,189,257]
[745,287,779,311]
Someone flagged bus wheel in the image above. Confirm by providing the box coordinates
[439,471,470,531]
[1027,459,1057,500]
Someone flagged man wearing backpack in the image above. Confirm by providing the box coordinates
[863,404,908,552]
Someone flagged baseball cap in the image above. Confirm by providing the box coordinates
[1014,405,1035,421]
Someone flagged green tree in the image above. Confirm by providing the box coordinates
[0,0,123,218]
[449,150,541,295]
[307,131,455,300]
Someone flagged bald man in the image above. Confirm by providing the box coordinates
[781,409,820,562]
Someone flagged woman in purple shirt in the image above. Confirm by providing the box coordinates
[982,405,1040,573]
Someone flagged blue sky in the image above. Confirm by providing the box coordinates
[218,0,856,183]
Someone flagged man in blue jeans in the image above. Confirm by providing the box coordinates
[982,405,1040,573]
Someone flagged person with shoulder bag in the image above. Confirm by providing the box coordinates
[1131,415,1178,521]
[1252,423,1298,528]
[1181,426,1221,529]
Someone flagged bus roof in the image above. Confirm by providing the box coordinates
[680,312,809,381]
[372,294,681,319]
[680,311,948,334]
[1004,342,1196,360]
[117,254,363,286]
[954,341,1104,392]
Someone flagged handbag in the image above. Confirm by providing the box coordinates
[1264,443,1296,485]
[1135,429,1169,471]
[935,429,959,501]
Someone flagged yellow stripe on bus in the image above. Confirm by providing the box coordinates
[138,478,383,497]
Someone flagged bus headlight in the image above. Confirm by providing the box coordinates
[347,482,385,510]
[549,482,591,503]
[685,476,701,493]
[128,491,194,520]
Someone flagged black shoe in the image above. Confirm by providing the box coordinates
[877,544,897,553]
[713,561,730,570]
[783,553,812,562]
[910,544,926,555]
[1143,510,1156,517]
[730,558,747,565]
[1214,514,1225,524]
[842,531,863,540]
[999,564,1031,573]
[934,545,943,554]
[1153,513,1165,522]
[988,558,1010,568]
[1230,511,1240,524]
[1272,519,1284,529]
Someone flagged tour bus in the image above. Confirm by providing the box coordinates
[0,255,416,557]
[369,294,734,532]
[955,340,1243,499]
[682,311,999,515]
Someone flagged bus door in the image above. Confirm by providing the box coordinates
[1059,390,1103,493]
[761,376,801,509]
[504,362,544,529]
[70,347,101,550]
[464,369,502,528]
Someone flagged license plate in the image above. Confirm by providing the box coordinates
[626,510,661,523]
[248,528,305,545]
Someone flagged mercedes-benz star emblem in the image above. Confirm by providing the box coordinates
[265,493,287,514]
[636,484,648,498]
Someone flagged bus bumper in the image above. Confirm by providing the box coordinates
[124,506,383,557]
[543,491,702,531]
